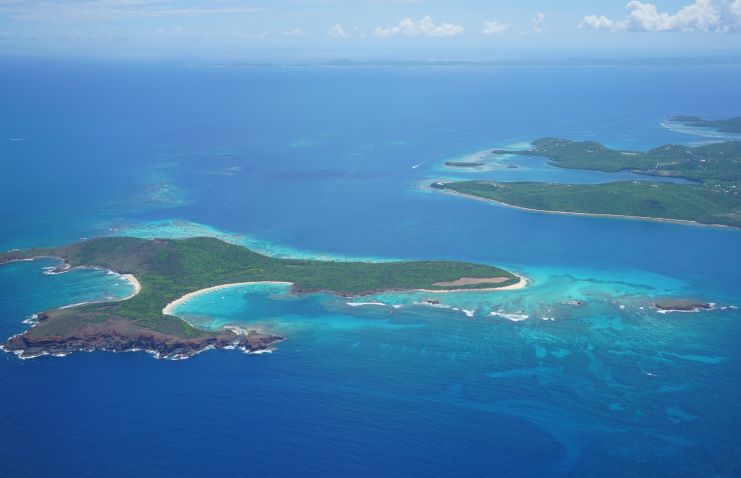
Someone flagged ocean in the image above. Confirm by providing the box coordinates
[1,58,740,477]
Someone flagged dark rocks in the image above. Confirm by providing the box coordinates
[561,300,585,306]
[652,299,714,313]
[3,329,283,360]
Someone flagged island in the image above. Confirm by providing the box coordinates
[668,115,741,134]
[652,299,715,313]
[492,138,741,180]
[445,161,485,168]
[433,138,741,228]
[1,236,523,360]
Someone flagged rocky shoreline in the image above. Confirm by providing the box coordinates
[651,299,715,313]
[2,321,283,360]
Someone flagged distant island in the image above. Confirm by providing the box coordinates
[668,115,741,134]
[445,161,485,168]
[213,57,741,69]
[434,138,741,228]
[1,237,522,359]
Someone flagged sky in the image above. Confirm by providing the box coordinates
[0,0,739,60]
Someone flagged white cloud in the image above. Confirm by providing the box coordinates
[482,20,509,35]
[532,12,546,33]
[373,16,464,38]
[579,15,617,30]
[327,24,349,38]
[282,28,303,37]
[579,0,741,32]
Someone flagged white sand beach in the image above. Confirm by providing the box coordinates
[122,274,142,299]
[162,281,293,316]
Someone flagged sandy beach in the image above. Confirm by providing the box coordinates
[413,274,528,294]
[122,274,142,299]
[162,275,528,316]
[162,281,293,316]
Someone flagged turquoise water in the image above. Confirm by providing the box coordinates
[1,60,740,476]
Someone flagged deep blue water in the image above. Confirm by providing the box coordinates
[1,59,740,477]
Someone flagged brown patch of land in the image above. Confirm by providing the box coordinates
[2,313,282,360]
[433,277,510,287]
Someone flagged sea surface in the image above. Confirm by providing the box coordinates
[1,59,740,477]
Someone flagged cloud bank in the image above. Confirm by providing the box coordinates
[580,0,741,32]
[0,0,266,21]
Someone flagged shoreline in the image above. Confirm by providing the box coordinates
[435,187,736,230]
[0,255,144,305]
[162,275,529,317]
[162,281,293,316]
[121,273,142,299]
[412,274,527,294]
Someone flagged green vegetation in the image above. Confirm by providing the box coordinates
[1,237,518,339]
[435,180,741,227]
[669,115,741,134]
[493,138,741,181]
[436,137,741,228]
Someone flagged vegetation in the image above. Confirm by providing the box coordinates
[669,115,741,134]
[436,137,741,227]
[1,237,518,339]
[435,180,741,227]
[493,138,741,181]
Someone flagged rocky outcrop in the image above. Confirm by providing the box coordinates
[3,329,283,360]
[652,299,714,313]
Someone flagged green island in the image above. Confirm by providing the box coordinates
[493,137,741,180]
[1,236,521,359]
[668,115,741,134]
[433,137,741,228]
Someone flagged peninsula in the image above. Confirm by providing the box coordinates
[1,236,521,359]
[492,138,741,180]
[435,138,741,228]
[668,115,741,134]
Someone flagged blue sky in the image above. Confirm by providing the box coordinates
[0,0,739,60]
